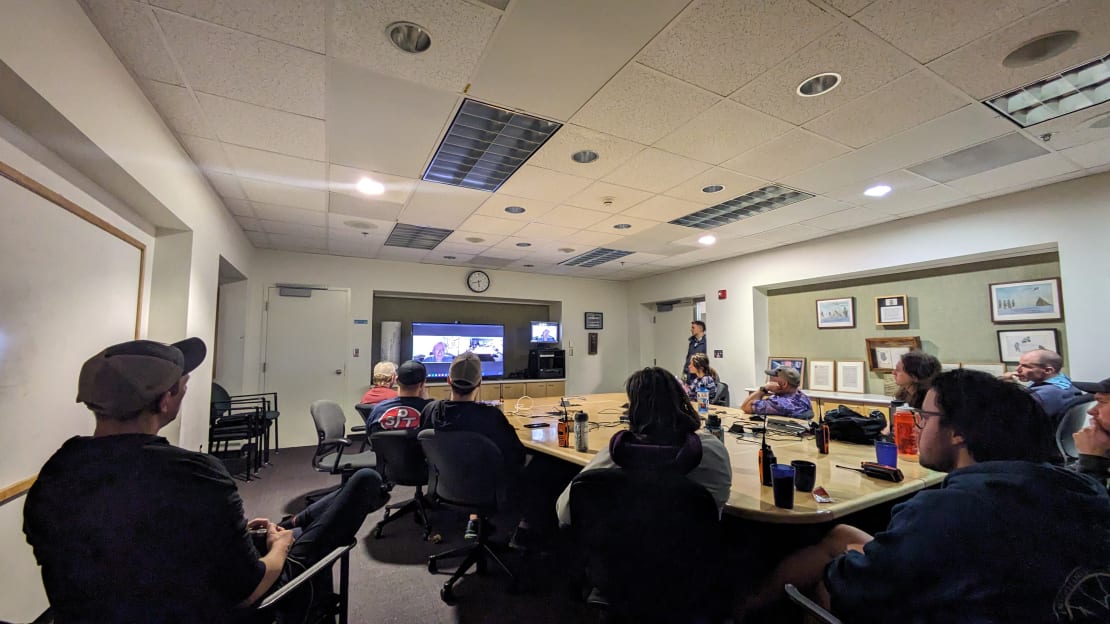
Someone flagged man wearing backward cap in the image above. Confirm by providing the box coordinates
[23,338,387,623]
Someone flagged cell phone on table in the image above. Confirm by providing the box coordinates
[523,422,550,429]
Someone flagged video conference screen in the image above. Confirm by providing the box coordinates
[411,322,504,379]
[530,321,560,343]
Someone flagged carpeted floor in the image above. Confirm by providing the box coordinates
[235,446,596,624]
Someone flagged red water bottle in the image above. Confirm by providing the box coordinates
[893,406,917,457]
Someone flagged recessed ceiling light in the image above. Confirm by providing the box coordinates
[702,185,724,193]
[465,236,485,243]
[1091,112,1110,129]
[796,72,842,97]
[386,21,431,54]
[356,177,385,195]
[1003,31,1078,68]
[864,184,892,197]
[572,150,599,164]
[504,206,525,214]
[557,247,575,253]
[516,242,532,247]
[698,235,717,245]
[986,52,1110,127]
[523,264,535,268]
[443,255,456,260]
[613,223,631,230]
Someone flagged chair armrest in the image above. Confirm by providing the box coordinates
[785,584,841,624]
[350,425,366,433]
[257,542,354,610]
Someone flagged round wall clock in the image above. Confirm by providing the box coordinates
[466,270,491,293]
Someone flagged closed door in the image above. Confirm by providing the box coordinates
[263,288,350,447]
[653,301,699,377]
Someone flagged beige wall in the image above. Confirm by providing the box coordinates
[767,255,1066,394]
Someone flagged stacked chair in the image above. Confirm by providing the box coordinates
[209,383,277,480]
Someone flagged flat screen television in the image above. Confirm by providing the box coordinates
[530,321,560,344]
[412,322,504,380]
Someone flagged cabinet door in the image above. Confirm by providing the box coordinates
[426,386,451,401]
[526,382,548,398]
[546,381,566,397]
[501,383,525,400]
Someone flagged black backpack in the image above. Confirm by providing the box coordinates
[823,405,887,444]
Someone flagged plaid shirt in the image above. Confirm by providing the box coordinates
[752,390,813,418]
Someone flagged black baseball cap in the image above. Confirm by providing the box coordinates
[76,338,206,414]
[396,360,427,386]
[1072,377,1110,393]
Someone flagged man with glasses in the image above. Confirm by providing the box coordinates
[743,369,1110,623]
[1001,349,1085,427]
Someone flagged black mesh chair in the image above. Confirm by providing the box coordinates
[418,429,517,604]
[308,400,377,503]
[712,382,731,407]
[257,541,356,624]
[370,429,435,540]
[785,584,842,624]
[569,468,728,623]
[209,384,265,481]
[212,383,280,463]
[1057,399,1096,461]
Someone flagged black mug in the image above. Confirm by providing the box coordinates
[791,460,817,493]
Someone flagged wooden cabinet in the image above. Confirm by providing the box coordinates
[525,382,548,398]
[426,380,566,400]
[426,385,452,401]
[500,383,525,400]
[545,381,566,397]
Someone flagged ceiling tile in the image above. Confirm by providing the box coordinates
[856,0,1054,64]
[149,0,326,52]
[326,213,394,238]
[731,21,917,125]
[434,241,493,256]
[555,229,623,247]
[926,0,1110,99]
[204,171,246,199]
[143,80,212,138]
[331,0,501,92]
[240,177,327,211]
[655,100,794,164]
[620,195,706,222]
[586,214,660,235]
[252,202,327,226]
[721,128,851,181]
[475,193,556,220]
[495,165,593,203]
[329,238,386,258]
[526,125,645,179]
[880,184,969,216]
[630,222,703,243]
[444,230,506,247]
[601,148,712,193]
[82,0,182,85]
[565,181,653,213]
[513,222,579,241]
[569,63,720,144]
[535,205,611,229]
[235,215,261,231]
[1026,101,1110,151]
[476,246,528,260]
[636,0,839,95]
[1059,136,1110,169]
[457,214,525,236]
[179,135,233,174]
[327,192,404,221]
[267,235,327,252]
[802,205,897,231]
[825,0,875,15]
[804,69,968,148]
[664,167,766,204]
[758,223,832,244]
[947,152,1079,195]
[243,230,270,246]
[155,9,325,117]
[327,60,459,178]
[328,164,417,206]
[196,92,324,160]
[710,195,853,237]
[224,198,255,217]
[422,253,477,267]
[824,169,937,205]
[261,220,327,238]
[224,144,325,189]
[377,246,432,262]
[398,181,487,229]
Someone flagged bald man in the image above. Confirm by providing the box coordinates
[1002,349,1086,426]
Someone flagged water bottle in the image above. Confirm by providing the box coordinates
[574,411,589,452]
[705,414,724,443]
[893,406,918,458]
[697,383,710,418]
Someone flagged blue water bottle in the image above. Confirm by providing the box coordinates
[696,382,710,418]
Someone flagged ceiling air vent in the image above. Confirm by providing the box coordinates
[907,133,1049,183]
[559,248,634,268]
[669,185,814,230]
[985,53,1110,127]
[384,223,453,250]
[423,99,562,192]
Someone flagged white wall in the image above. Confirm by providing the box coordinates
[628,172,1110,397]
[215,280,250,395]
[243,250,632,447]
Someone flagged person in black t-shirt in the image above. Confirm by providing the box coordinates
[366,360,432,433]
[23,338,387,623]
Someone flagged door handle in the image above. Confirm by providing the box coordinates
[335,369,343,375]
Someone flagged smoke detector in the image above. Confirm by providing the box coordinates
[602,196,615,209]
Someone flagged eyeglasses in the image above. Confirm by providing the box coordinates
[908,407,943,429]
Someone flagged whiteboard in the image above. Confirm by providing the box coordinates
[0,161,144,497]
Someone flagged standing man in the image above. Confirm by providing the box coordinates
[684,320,707,384]
[1001,349,1085,426]
[365,360,431,433]
[1071,376,1110,492]
[23,338,387,623]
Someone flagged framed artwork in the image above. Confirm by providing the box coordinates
[808,360,835,392]
[767,356,807,388]
[989,278,1062,323]
[865,336,922,372]
[875,294,908,326]
[997,328,1059,363]
[816,297,855,329]
[962,362,1006,376]
[836,361,866,394]
[584,312,604,330]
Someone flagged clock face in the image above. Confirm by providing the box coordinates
[466,270,491,293]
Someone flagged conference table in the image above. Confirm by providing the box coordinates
[502,393,943,525]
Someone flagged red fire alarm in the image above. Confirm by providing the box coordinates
[717,289,727,300]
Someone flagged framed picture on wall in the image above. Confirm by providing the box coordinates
[989,278,1062,323]
[767,357,806,388]
[808,360,835,391]
[997,328,1059,363]
[816,297,855,329]
[836,361,866,394]
[962,362,1006,376]
[584,312,604,330]
[865,336,922,372]
[875,295,908,326]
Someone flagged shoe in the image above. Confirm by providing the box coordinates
[464,517,480,540]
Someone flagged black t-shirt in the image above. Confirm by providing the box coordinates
[23,434,264,624]
[421,400,526,470]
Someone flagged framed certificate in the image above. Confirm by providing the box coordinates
[584,312,604,330]
[875,295,907,326]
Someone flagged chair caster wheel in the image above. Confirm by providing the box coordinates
[372,525,383,539]
[440,586,457,605]
[428,558,438,573]
[428,533,443,543]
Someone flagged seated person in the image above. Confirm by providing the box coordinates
[23,338,388,623]
[360,360,399,405]
[366,360,431,433]
[685,352,720,404]
[743,369,1110,623]
[425,341,455,363]
[1071,376,1110,493]
[892,350,941,409]
[1000,349,1086,427]
[557,366,733,526]
[740,366,812,419]
[537,328,556,342]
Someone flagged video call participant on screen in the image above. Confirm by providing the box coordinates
[742,370,1110,623]
[741,366,812,419]
[23,338,388,623]
[428,341,455,363]
[366,360,431,433]
[537,328,555,342]
[361,360,399,405]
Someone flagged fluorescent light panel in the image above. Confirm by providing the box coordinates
[423,99,562,192]
[384,223,453,250]
[985,53,1110,127]
[559,247,634,268]
[669,185,814,230]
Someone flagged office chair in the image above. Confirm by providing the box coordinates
[784,584,842,624]
[569,468,728,623]
[308,400,377,503]
[711,382,730,407]
[1056,399,1096,461]
[370,429,435,540]
[257,541,357,624]
[418,429,517,604]
[212,383,280,462]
